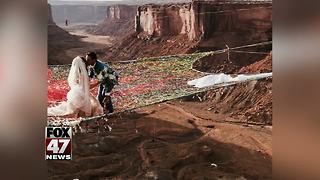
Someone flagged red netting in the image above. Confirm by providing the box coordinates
[48,53,209,112]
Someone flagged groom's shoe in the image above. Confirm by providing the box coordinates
[103,107,113,114]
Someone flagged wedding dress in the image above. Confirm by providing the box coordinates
[48,56,103,117]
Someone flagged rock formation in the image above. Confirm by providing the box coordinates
[103,0,272,61]
[89,5,137,36]
[135,1,272,41]
[107,5,137,20]
[135,3,192,37]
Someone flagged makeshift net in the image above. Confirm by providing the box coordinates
[47,52,214,125]
[47,42,272,126]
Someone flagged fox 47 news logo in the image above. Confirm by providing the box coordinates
[45,127,72,160]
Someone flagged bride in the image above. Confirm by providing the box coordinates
[48,56,103,118]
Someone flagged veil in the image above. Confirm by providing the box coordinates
[48,56,92,116]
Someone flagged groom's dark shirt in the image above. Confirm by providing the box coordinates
[89,60,118,112]
[89,60,118,86]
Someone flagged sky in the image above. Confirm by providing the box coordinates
[70,0,122,1]
[48,0,123,2]
[48,0,190,5]
[48,0,125,5]
[53,0,124,1]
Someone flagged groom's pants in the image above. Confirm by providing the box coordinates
[97,83,114,113]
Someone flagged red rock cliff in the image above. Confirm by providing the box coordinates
[135,1,272,41]
[89,5,137,36]
[106,5,137,20]
[136,3,192,37]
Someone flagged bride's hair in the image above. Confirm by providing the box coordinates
[86,52,97,60]
[79,56,87,68]
[79,56,86,61]
[68,56,88,86]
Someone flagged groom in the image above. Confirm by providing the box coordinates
[85,52,118,114]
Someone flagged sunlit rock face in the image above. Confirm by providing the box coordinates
[136,3,192,37]
[107,5,137,20]
[135,1,272,41]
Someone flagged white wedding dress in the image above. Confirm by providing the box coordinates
[48,56,103,117]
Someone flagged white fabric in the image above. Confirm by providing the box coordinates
[188,73,272,88]
[48,56,103,117]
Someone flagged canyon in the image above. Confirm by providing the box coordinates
[48,4,114,65]
[103,0,272,61]
[48,1,273,179]
[49,1,272,62]
[48,4,82,64]
[135,1,272,42]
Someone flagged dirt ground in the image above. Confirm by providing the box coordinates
[87,19,135,37]
[64,28,114,60]
[103,33,198,62]
[192,50,272,74]
[48,99,272,180]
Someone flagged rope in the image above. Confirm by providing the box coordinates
[135,5,272,23]
[48,41,271,67]
[194,0,272,3]
[229,41,272,50]
[230,50,270,55]
[192,6,272,15]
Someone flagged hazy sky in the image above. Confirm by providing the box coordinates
[50,0,123,1]
[48,0,124,3]
[60,0,122,1]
